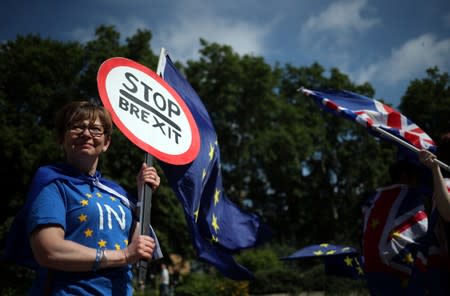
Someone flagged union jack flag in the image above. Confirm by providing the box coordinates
[299,87,436,151]
[362,184,428,276]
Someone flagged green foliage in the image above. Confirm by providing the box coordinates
[172,271,250,296]
[175,272,219,296]
[399,67,450,140]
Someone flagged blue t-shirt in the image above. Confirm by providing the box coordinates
[24,165,135,295]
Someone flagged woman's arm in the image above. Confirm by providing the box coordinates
[30,225,155,271]
[419,150,450,221]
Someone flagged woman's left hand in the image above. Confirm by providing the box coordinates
[137,163,160,193]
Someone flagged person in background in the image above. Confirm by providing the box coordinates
[160,263,170,296]
[362,148,429,295]
[4,101,161,295]
[418,132,450,294]
[419,133,450,222]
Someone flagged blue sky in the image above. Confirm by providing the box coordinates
[2,0,449,107]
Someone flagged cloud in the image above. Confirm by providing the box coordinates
[150,0,277,63]
[356,33,450,85]
[300,0,380,46]
[64,0,276,63]
[69,16,149,44]
[155,15,274,62]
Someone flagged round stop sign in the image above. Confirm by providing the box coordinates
[97,57,200,164]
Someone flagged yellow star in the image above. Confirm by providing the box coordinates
[371,218,380,229]
[115,243,121,250]
[78,214,88,222]
[194,208,199,222]
[109,195,116,201]
[98,240,107,248]
[326,250,336,255]
[341,247,350,251]
[211,235,219,243]
[357,266,364,275]
[319,243,329,247]
[81,199,89,206]
[84,228,93,237]
[124,239,129,246]
[96,192,102,197]
[214,189,220,206]
[314,250,324,256]
[85,193,93,198]
[209,143,215,160]
[344,256,353,266]
[212,214,220,233]
[391,231,401,238]
[403,253,414,264]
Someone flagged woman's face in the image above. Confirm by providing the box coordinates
[62,117,111,161]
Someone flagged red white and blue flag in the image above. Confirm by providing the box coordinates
[299,87,436,151]
[362,184,428,276]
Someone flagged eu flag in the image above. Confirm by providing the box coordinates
[158,51,271,280]
[280,243,365,280]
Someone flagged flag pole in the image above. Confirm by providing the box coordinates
[137,47,167,284]
[137,152,153,284]
[373,125,450,172]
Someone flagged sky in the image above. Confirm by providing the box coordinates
[1,0,450,107]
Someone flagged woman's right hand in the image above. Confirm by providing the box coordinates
[124,234,155,264]
[419,149,438,170]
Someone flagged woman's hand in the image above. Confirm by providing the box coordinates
[137,163,160,194]
[419,149,438,170]
[123,234,156,264]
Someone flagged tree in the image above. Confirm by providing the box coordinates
[399,67,450,141]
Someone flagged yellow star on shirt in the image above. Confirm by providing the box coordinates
[115,243,121,250]
[124,239,128,246]
[84,228,93,237]
[98,240,107,248]
[109,196,116,202]
[78,214,88,222]
[212,214,220,233]
[314,250,324,256]
[211,235,219,243]
[81,199,89,206]
[326,250,336,255]
[320,243,329,247]
[85,193,93,198]
[96,192,102,198]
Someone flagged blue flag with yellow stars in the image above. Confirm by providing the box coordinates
[158,52,271,280]
[280,243,365,280]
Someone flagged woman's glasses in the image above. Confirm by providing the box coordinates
[69,124,105,137]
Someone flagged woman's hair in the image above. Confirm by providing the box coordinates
[55,101,113,141]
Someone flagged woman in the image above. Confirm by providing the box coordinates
[418,132,450,295]
[25,101,160,295]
